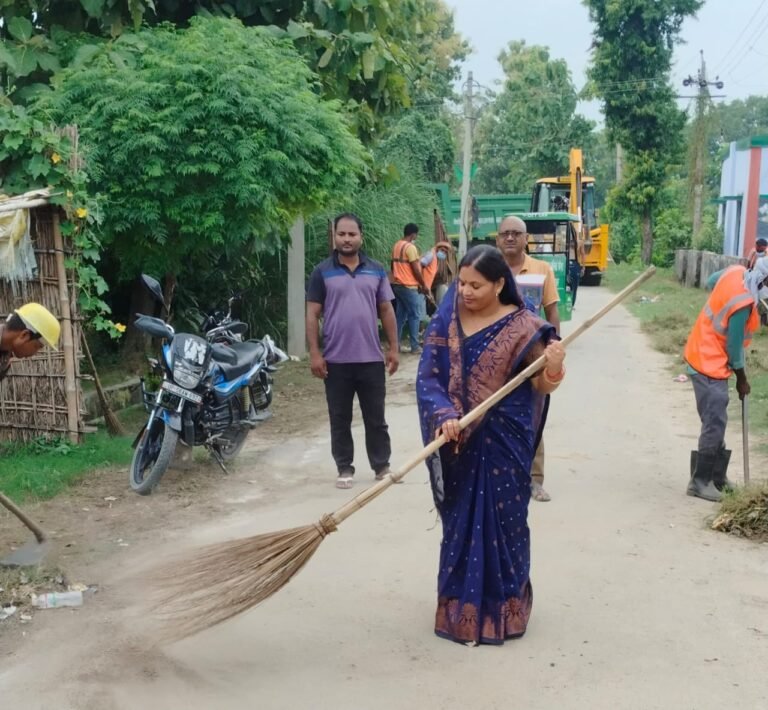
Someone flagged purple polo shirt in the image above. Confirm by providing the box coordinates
[307,251,394,364]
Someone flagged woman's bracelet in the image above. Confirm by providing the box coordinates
[542,366,565,384]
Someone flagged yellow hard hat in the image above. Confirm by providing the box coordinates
[14,303,60,350]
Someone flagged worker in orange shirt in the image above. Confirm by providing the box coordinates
[391,223,430,354]
[496,215,560,503]
[683,259,768,501]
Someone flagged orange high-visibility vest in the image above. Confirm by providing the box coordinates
[391,239,419,287]
[684,265,759,379]
[422,255,439,290]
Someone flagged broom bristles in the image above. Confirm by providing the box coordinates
[153,515,337,639]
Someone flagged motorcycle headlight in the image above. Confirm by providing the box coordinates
[173,361,203,389]
[171,334,210,390]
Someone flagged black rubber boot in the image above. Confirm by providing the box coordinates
[712,448,734,492]
[686,450,722,502]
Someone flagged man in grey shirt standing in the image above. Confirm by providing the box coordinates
[306,213,400,489]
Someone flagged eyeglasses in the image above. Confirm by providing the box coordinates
[498,230,525,240]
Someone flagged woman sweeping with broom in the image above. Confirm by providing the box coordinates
[416,245,564,645]
[156,258,660,643]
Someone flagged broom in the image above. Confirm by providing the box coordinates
[154,267,657,638]
[81,333,126,437]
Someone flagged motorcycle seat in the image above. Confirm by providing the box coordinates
[215,340,266,380]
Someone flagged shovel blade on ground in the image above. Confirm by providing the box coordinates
[0,541,49,568]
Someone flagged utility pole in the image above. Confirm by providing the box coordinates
[683,51,723,244]
[458,72,475,258]
[615,143,624,183]
[287,216,306,359]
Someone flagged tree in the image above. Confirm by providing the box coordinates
[375,110,455,183]
[1,0,468,139]
[473,42,594,194]
[583,0,703,264]
[36,17,364,284]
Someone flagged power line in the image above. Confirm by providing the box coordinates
[720,10,768,76]
[714,0,768,72]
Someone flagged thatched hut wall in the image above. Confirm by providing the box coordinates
[0,206,83,442]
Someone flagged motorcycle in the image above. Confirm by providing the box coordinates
[129,275,287,495]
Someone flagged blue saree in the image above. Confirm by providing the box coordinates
[416,279,555,645]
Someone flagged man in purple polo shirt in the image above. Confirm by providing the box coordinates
[306,213,400,489]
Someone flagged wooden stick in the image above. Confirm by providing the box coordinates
[332,267,657,525]
[0,491,46,543]
[81,332,126,437]
[52,211,80,444]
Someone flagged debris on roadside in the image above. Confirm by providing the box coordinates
[712,484,768,541]
[31,590,83,609]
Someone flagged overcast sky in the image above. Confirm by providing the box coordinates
[445,0,768,124]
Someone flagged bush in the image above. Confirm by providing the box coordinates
[651,206,692,267]
[305,160,439,272]
[695,205,724,253]
[606,214,641,264]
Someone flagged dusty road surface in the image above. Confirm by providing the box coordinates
[1,286,767,710]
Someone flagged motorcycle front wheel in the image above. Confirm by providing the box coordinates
[129,417,178,495]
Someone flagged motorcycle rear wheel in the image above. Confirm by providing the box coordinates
[216,428,249,461]
[129,418,178,495]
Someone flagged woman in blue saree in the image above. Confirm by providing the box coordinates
[417,245,565,645]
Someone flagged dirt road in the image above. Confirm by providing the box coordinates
[1,286,767,710]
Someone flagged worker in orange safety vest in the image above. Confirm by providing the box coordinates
[683,259,768,501]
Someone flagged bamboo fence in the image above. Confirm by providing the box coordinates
[0,181,84,443]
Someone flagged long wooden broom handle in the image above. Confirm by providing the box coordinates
[331,267,656,526]
[0,490,47,543]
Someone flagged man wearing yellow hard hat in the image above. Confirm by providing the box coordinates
[0,303,60,381]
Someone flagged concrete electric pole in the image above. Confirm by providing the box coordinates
[458,72,476,258]
[683,51,724,243]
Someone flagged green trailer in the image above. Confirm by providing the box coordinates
[427,186,576,322]
[428,184,529,240]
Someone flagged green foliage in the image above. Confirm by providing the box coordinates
[474,41,594,193]
[585,129,616,206]
[0,103,119,336]
[375,110,455,183]
[604,172,724,267]
[1,0,467,139]
[35,17,365,282]
[696,206,723,253]
[583,0,703,263]
[604,210,641,265]
[306,160,438,270]
[269,0,468,137]
[712,95,768,143]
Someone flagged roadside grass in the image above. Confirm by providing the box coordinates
[0,405,144,503]
[604,264,768,434]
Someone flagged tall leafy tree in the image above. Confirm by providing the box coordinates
[1,0,467,138]
[583,0,703,264]
[375,110,455,183]
[474,41,594,194]
[35,17,364,283]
